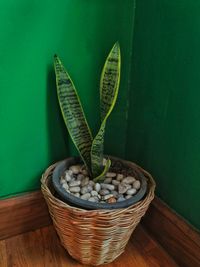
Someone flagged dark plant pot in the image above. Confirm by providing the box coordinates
[52,156,148,210]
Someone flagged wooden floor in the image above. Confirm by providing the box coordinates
[0,225,178,267]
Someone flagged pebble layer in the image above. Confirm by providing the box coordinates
[60,164,141,204]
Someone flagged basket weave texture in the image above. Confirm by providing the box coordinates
[41,157,156,266]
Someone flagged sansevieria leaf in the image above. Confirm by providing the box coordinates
[54,55,93,173]
[91,42,121,180]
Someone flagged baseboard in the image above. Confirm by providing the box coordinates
[142,196,200,267]
[0,191,200,267]
[0,191,51,240]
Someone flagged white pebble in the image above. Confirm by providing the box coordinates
[104,177,112,184]
[81,186,89,195]
[111,190,118,198]
[91,190,98,197]
[122,176,136,184]
[81,193,91,200]
[69,186,80,193]
[88,180,95,187]
[60,178,66,184]
[62,183,69,190]
[88,197,98,202]
[125,195,132,199]
[77,174,84,181]
[87,185,93,193]
[126,188,137,195]
[65,173,72,182]
[101,183,115,191]
[116,174,124,181]
[118,183,131,194]
[69,165,81,174]
[117,196,126,202]
[106,172,116,178]
[99,189,110,196]
[133,180,141,190]
[74,192,80,197]
[103,194,114,200]
[94,183,101,192]
[69,180,81,187]
[65,169,73,176]
[112,180,120,186]
[81,177,89,187]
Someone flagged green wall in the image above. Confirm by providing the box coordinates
[126,0,200,229]
[0,1,135,198]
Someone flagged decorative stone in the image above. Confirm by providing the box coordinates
[81,186,89,195]
[69,180,81,187]
[107,197,117,203]
[91,190,98,197]
[81,177,89,187]
[81,193,91,200]
[122,176,136,184]
[88,180,95,187]
[133,180,141,190]
[62,183,69,190]
[103,194,114,200]
[106,172,116,178]
[101,183,115,191]
[126,188,137,195]
[77,174,84,181]
[99,189,110,196]
[116,174,124,181]
[112,180,120,186]
[94,183,101,192]
[111,190,118,198]
[104,177,112,184]
[65,173,72,182]
[125,195,132,199]
[87,185,93,193]
[74,193,80,197]
[65,169,73,176]
[117,196,126,202]
[69,165,81,174]
[118,183,131,194]
[88,197,98,202]
[60,178,65,184]
[69,186,80,193]
[70,177,75,182]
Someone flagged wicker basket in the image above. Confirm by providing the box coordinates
[41,157,156,266]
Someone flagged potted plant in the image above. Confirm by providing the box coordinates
[41,42,155,266]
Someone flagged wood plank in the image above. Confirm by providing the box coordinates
[2,225,177,267]
[0,191,51,240]
[142,196,200,267]
[0,240,7,267]
[132,226,178,267]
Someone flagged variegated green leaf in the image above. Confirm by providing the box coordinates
[91,42,121,180]
[54,55,93,173]
[100,42,121,121]
[93,158,111,183]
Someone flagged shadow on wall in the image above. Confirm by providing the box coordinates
[46,65,69,164]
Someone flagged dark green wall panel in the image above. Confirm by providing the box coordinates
[126,0,200,229]
[0,1,135,198]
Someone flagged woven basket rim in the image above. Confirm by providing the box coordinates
[41,156,156,213]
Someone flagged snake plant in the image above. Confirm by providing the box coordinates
[54,42,121,181]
